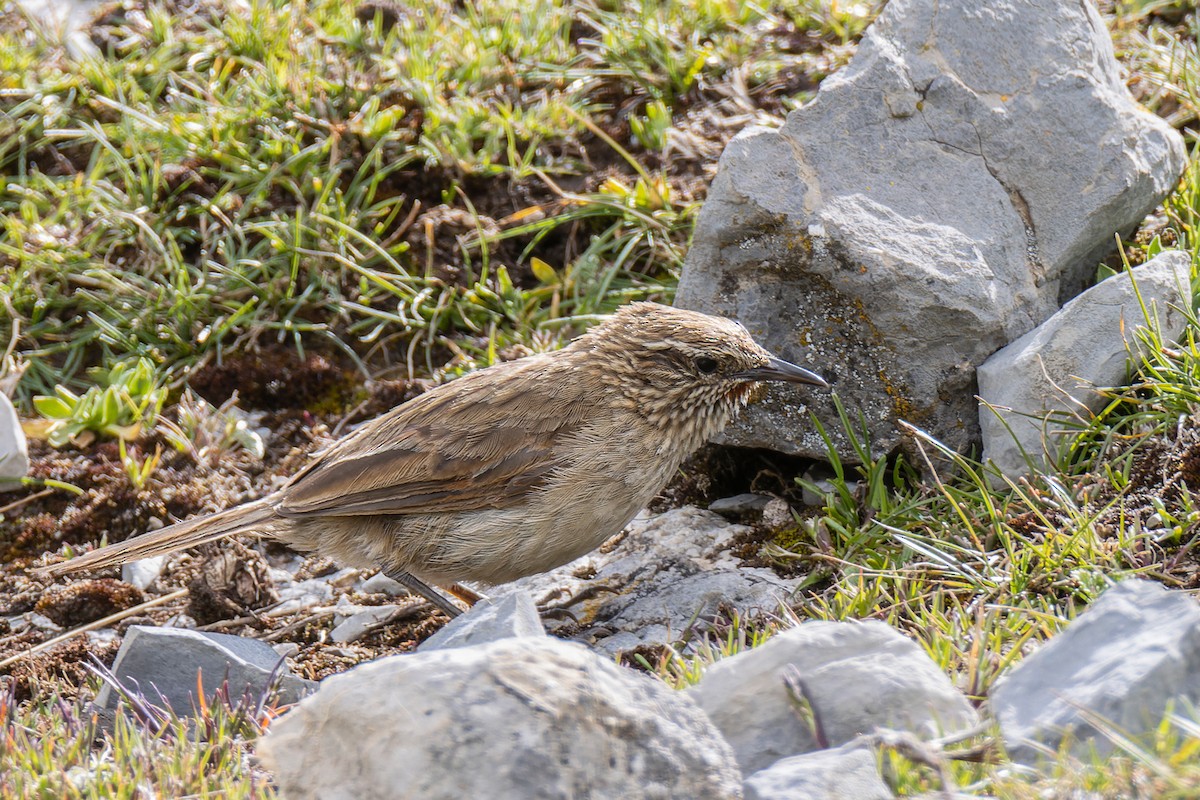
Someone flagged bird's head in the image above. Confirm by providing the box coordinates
[574,302,828,446]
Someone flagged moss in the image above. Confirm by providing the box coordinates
[35,579,145,627]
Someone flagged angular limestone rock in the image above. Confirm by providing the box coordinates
[687,620,977,774]
[418,590,545,652]
[743,746,892,800]
[95,626,315,714]
[991,580,1200,766]
[260,637,742,800]
[978,251,1191,479]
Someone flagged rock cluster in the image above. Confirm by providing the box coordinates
[260,635,744,800]
[675,0,1185,462]
[94,569,1200,798]
[259,603,977,800]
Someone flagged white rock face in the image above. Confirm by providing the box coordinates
[978,251,1192,479]
[0,393,29,490]
[743,746,892,800]
[675,0,1185,460]
[991,580,1200,766]
[259,637,743,800]
[418,590,544,652]
[687,620,978,774]
[498,506,800,654]
[121,556,166,591]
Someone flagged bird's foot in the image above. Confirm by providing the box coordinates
[537,583,621,621]
[446,582,488,606]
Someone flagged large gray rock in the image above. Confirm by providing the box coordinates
[499,506,799,654]
[418,590,545,652]
[675,0,1185,460]
[259,637,742,800]
[0,393,28,491]
[991,580,1200,766]
[687,620,978,774]
[743,746,892,800]
[979,251,1191,479]
[95,626,315,714]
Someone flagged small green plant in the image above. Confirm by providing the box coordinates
[629,100,672,151]
[31,357,167,447]
[159,391,267,466]
[119,438,163,491]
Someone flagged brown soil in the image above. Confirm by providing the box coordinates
[0,374,445,701]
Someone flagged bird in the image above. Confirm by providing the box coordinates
[38,302,828,617]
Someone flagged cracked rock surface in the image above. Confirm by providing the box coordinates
[675,0,1184,460]
[496,506,800,655]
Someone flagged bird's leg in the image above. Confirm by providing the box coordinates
[447,582,489,605]
[384,569,464,618]
[536,583,622,620]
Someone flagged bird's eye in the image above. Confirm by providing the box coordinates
[694,356,719,374]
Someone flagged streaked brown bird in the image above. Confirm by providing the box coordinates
[39,302,827,616]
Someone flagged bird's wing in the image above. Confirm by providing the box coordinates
[275,356,591,517]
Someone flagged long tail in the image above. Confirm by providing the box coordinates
[38,498,276,579]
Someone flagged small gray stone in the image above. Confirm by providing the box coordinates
[267,578,334,617]
[709,493,773,515]
[259,637,742,800]
[760,497,792,529]
[29,612,62,632]
[687,620,978,774]
[273,642,301,659]
[991,580,1200,766]
[329,605,402,644]
[360,572,407,596]
[744,746,892,800]
[0,392,28,490]
[418,591,544,652]
[121,556,166,591]
[95,626,316,714]
[979,252,1191,480]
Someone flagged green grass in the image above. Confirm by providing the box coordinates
[0,678,275,798]
[0,0,875,401]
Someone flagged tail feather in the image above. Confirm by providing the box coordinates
[38,498,276,579]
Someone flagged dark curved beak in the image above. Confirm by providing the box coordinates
[734,356,829,388]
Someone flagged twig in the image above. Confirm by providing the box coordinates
[0,488,54,515]
[0,587,189,669]
[195,615,259,632]
[258,608,337,642]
